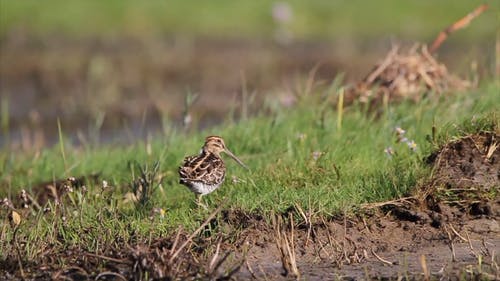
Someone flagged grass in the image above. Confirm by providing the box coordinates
[0,0,497,41]
[1,79,499,266]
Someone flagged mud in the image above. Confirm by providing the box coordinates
[235,203,499,280]
[428,131,499,192]
[2,200,498,280]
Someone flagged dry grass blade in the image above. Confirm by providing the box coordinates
[371,249,394,266]
[169,199,226,264]
[444,225,456,262]
[294,203,312,247]
[272,213,300,279]
[485,141,498,161]
[208,239,222,273]
[365,45,400,84]
[447,223,467,242]
[207,238,238,279]
[95,271,127,281]
[465,231,479,258]
[419,255,429,281]
[245,260,259,280]
[360,196,416,209]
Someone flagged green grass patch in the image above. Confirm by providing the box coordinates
[0,0,497,41]
[0,81,499,262]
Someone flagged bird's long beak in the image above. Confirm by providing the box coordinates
[225,149,249,170]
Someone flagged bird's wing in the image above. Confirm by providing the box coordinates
[179,153,225,185]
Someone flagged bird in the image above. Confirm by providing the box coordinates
[179,136,248,207]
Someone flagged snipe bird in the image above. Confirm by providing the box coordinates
[179,136,248,207]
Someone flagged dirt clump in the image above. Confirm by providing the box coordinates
[427,131,499,194]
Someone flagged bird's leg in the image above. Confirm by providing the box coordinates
[196,194,208,210]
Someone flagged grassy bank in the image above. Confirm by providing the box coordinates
[1,80,499,263]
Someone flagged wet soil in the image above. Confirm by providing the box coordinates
[1,200,498,280]
[234,203,499,280]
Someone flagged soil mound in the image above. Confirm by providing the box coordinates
[428,131,499,192]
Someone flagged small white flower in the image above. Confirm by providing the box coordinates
[407,140,417,152]
[399,137,408,143]
[312,151,323,161]
[232,176,240,184]
[395,127,406,136]
[297,133,306,141]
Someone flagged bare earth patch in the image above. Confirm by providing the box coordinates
[428,131,499,192]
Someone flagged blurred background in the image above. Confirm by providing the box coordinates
[0,0,498,149]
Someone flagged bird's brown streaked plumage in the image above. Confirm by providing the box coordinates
[179,136,247,207]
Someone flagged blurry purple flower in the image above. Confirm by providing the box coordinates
[384,147,395,157]
[279,93,296,107]
[312,151,323,161]
[272,2,293,24]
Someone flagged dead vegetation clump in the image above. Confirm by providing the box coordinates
[345,4,489,108]
[346,44,471,107]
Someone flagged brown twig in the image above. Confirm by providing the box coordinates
[465,230,479,258]
[430,4,489,53]
[371,248,394,266]
[447,223,467,242]
[245,260,259,280]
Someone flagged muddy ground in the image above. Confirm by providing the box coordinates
[236,205,499,280]
[1,200,498,280]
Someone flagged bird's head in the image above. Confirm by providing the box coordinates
[203,136,248,169]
